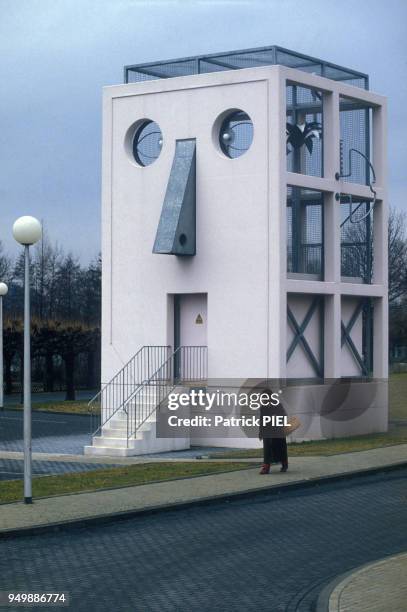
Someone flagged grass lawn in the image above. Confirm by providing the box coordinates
[0,462,250,504]
[209,427,407,459]
[389,373,407,420]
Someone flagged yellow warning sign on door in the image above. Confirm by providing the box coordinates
[195,314,203,324]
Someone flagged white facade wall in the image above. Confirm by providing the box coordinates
[100,65,388,446]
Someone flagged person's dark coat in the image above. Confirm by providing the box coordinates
[259,394,288,466]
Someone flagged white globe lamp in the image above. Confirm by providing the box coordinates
[13,216,42,246]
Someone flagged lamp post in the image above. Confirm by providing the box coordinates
[13,216,42,504]
[0,282,8,410]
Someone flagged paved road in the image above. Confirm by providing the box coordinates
[3,391,96,406]
[0,469,405,611]
[0,409,92,455]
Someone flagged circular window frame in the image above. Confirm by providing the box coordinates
[124,119,163,167]
[214,109,254,159]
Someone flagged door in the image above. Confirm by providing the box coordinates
[174,293,207,380]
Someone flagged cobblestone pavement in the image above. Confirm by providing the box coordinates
[144,446,241,459]
[0,410,91,455]
[0,469,405,612]
[0,458,119,481]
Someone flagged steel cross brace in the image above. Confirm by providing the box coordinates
[287,297,323,378]
[341,299,369,376]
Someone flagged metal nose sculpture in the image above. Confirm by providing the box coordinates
[153,138,196,256]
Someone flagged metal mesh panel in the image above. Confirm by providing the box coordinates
[286,85,323,177]
[324,65,358,81]
[125,46,368,88]
[213,49,276,69]
[126,70,157,83]
[127,60,198,81]
[276,50,322,75]
[340,97,370,185]
[304,204,323,242]
[342,78,368,88]
[287,203,293,271]
[133,121,163,166]
[340,198,373,281]
[287,187,323,276]
[198,59,228,73]
[155,60,198,78]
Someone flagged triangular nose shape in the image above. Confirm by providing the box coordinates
[153,139,196,256]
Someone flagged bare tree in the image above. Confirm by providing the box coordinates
[388,208,407,304]
[342,205,407,303]
[31,232,64,320]
[0,241,12,283]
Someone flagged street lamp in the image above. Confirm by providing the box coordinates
[0,282,8,410]
[13,216,42,504]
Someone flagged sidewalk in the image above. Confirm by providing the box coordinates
[0,444,406,537]
[317,552,407,612]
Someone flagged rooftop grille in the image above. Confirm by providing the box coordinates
[124,45,368,89]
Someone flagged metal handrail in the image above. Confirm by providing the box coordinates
[88,345,144,409]
[89,345,171,437]
[124,346,208,446]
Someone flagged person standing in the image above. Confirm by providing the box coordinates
[258,389,288,474]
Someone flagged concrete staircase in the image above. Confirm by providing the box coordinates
[84,385,189,457]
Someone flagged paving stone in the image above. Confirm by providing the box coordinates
[0,469,405,612]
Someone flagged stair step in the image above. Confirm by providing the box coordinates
[84,445,136,457]
[105,415,156,427]
[84,436,190,457]
[93,434,147,448]
[108,411,156,421]
[101,424,154,437]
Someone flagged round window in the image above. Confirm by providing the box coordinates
[219,110,253,158]
[133,120,163,166]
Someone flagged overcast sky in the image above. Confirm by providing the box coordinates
[1,0,406,262]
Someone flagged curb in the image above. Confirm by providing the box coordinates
[0,461,406,540]
[315,567,359,612]
[315,551,407,612]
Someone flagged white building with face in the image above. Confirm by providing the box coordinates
[85,47,388,456]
